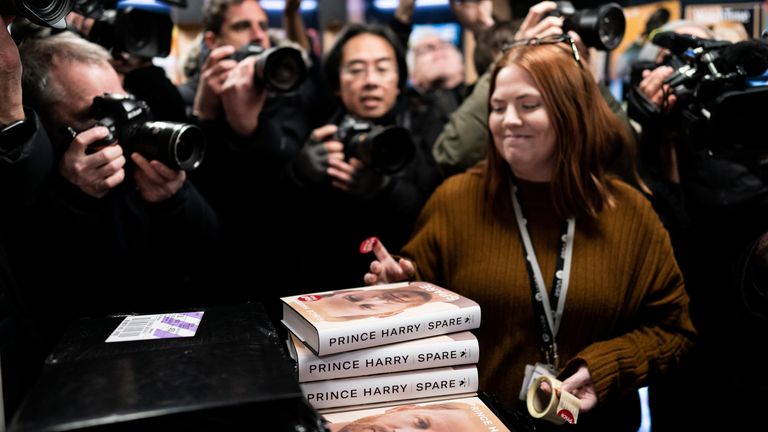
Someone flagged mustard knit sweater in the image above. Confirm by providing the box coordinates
[401,170,695,423]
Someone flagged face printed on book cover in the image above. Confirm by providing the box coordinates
[330,403,490,432]
[312,288,432,321]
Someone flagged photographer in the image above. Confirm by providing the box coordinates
[0,14,54,419]
[189,0,326,307]
[629,21,768,430]
[284,23,442,292]
[16,32,220,332]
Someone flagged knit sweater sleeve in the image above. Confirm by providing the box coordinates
[400,174,472,284]
[569,187,696,402]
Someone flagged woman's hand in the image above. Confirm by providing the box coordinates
[560,363,598,412]
[362,237,415,285]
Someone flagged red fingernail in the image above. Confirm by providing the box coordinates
[359,236,379,254]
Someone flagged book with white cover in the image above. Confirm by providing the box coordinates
[287,331,480,382]
[301,365,478,410]
[321,395,512,431]
[281,281,481,355]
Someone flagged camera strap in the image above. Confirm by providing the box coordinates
[510,181,575,370]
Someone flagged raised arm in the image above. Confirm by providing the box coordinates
[449,0,494,36]
[283,0,311,52]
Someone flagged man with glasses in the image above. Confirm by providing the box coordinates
[283,24,442,293]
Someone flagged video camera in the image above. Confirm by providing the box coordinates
[627,32,768,161]
[335,115,415,175]
[544,1,625,50]
[73,0,178,58]
[231,42,308,93]
[89,93,206,171]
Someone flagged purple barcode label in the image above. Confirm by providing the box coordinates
[105,311,205,343]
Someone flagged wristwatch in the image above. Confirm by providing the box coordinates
[0,118,34,149]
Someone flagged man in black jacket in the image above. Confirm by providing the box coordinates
[284,24,442,293]
[189,0,326,314]
[15,32,220,335]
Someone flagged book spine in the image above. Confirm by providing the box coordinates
[297,333,480,382]
[301,365,479,410]
[318,306,482,355]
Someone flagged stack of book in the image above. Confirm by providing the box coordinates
[281,281,514,431]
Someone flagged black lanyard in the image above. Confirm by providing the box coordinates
[510,182,575,370]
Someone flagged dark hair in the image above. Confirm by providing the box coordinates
[323,23,408,94]
[473,20,521,76]
[203,0,248,35]
[484,42,637,219]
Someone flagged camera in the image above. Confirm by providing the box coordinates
[627,32,768,162]
[231,42,308,93]
[0,0,73,28]
[89,94,206,171]
[335,115,415,175]
[75,0,173,58]
[545,1,625,50]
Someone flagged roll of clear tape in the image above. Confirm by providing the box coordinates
[526,375,581,425]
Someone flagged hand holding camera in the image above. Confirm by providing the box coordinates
[220,54,268,137]
[193,45,237,120]
[328,154,391,198]
[60,126,127,199]
[131,152,185,203]
[516,1,567,40]
[291,124,342,186]
[637,65,678,111]
[515,1,626,62]
[515,1,589,62]
[292,121,397,198]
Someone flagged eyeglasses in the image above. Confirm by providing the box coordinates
[501,34,582,66]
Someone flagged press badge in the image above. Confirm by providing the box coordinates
[519,363,557,401]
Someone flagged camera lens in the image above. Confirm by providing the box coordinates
[1,0,74,28]
[167,124,206,171]
[267,55,301,89]
[353,126,415,174]
[133,122,206,171]
[571,3,625,51]
[595,4,625,50]
[255,46,308,92]
[562,2,625,51]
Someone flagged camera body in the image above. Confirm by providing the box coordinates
[231,42,308,93]
[335,115,415,175]
[90,94,206,171]
[545,1,625,51]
